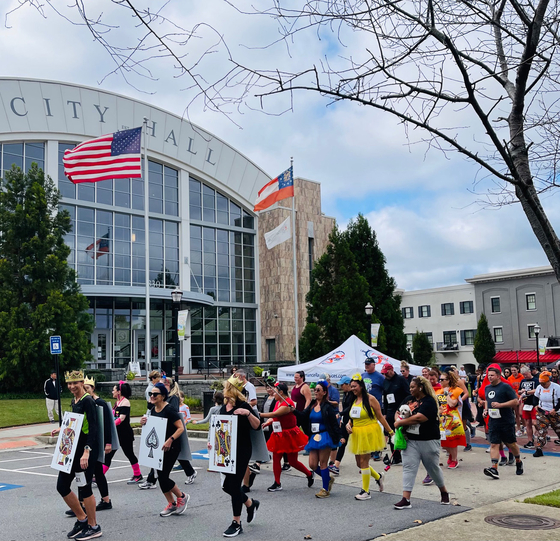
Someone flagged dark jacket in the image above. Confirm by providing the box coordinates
[383,374,410,412]
[340,391,354,426]
[296,399,344,444]
[44,377,61,400]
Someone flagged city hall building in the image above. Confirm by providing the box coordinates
[0,78,270,374]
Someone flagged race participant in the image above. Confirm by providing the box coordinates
[361,357,385,461]
[330,376,353,476]
[532,371,560,457]
[382,363,410,465]
[518,366,538,449]
[507,365,525,435]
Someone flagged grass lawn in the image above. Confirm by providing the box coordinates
[0,397,202,429]
[524,489,560,508]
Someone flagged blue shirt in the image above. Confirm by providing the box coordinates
[327,384,340,410]
[361,370,385,405]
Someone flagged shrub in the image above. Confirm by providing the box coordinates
[253,366,263,377]
[85,370,106,383]
[126,371,136,381]
[210,380,224,391]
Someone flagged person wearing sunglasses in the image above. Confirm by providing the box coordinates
[140,382,190,517]
[145,370,162,405]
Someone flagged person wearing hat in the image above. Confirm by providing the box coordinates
[44,369,62,423]
[381,362,410,465]
[51,370,102,540]
[532,371,560,457]
[329,376,353,476]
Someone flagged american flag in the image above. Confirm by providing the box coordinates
[86,232,110,259]
[63,127,142,184]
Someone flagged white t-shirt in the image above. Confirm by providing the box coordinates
[535,382,560,411]
[458,370,467,380]
[244,381,257,403]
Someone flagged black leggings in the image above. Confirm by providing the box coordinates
[57,453,96,500]
[105,434,138,468]
[222,452,251,516]
[94,460,109,499]
[159,445,181,494]
[178,459,195,476]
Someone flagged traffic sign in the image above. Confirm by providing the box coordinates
[50,335,62,355]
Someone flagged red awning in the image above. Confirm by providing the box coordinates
[493,351,560,364]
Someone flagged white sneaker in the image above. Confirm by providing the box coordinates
[355,489,371,500]
[485,446,491,453]
[185,471,198,485]
[138,481,157,489]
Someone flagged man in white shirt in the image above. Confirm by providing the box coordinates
[532,370,560,457]
[235,369,258,408]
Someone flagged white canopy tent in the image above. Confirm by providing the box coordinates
[277,335,423,383]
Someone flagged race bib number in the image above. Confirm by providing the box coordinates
[311,423,320,433]
[407,424,420,435]
[440,430,446,441]
[523,404,534,412]
[272,421,282,433]
[350,406,361,419]
[386,393,395,404]
[75,472,86,487]
[488,408,501,419]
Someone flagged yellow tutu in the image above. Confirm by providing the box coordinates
[348,422,385,455]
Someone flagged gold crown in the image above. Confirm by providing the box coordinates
[227,375,245,391]
[84,375,95,387]
[65,370,84,383]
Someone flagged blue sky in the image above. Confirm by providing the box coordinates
[1,0,557,291]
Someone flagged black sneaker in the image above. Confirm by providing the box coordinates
[307,472,315,488]
[516,461,524,475]
[267,482,282,492]
[241,485,250,493]
[394,497,411,510]
[533,448,544,457]
[383,454,391,466]
[66,504,86,517]
[555,439,560,445]
[484,467,499,479]
[508,452,515,465]
[281,463,291,472]
[75,524,102,540]
[223,520,243,538]
[464,444,472,452]
[246,499,259,523]
[127,474,143,485]
[499,456,507,467]
[524,441,535,449]
[96,500,112,511]
[440,492,450,505]
[67,520,88,539]
[249,463,260,474]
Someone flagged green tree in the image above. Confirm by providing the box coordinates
[343,214,408,359]
[298,323,328,364]
[0,164,93,392]
[412,331,434,366]
[473,313,496,367]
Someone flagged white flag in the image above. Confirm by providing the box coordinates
[265,217,291,249]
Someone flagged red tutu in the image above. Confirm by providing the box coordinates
[267,426,308,454]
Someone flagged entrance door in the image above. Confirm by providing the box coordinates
[134,330,162,373]
[91,330,112,369]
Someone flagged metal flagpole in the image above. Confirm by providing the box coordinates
[143,118,151,381]
[291,157,300,364]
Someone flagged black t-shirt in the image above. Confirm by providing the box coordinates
[518,377,538,406]
[383,375,410,412]
[219,400,254,462]
[485,381,517,426]
[400,394,440,441]
[71,393,99,452]
[150,404,182,450]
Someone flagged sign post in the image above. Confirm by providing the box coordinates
[50,335,63,427]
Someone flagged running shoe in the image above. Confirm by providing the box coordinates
[515,429,524,437]
[267,482,282,492]
[160,502,177,517]
[464,444,472,452]
[375,473,384,492]
[249,463,260,474]
[307,472,315,488]
[440,492,450,505]
[185,471,197,485]
[524,441,535,449]
[499,456,507,467]
[172,464,183,471]
[74,524,102,540]
[393,497,411,510]
[516,461,524,476]
[127,474,143,485]
[373,451,382,461]
[95,500,112,511]
[422,475,433,486]
[281,463,291,472]
[483,467,499,479]
[448,460,459,469]
[174,493,190,515]
[555,439,560,445]
[328,475,335,493]
[138,481,157,489]
[508,452,515,465]
[533,448,544,457]
[315,488,330,499]
[65,504,86,517]
[246,499,259,523]
[355,489,371,500]
[67,520,88,539]
[223,520,243,537]
[328,465,339,476]
[485,446,491,453]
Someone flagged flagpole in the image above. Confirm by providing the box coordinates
[143,118,151,381]
[291,157,300,364]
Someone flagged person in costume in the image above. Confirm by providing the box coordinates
[296,380,345,499]
[83,376,115,512]
[51,370,102,540]
[140,382,190,517]
[346,374,393,500]
[103,381,143,484]
[260,382,313,492]
[213,376,261,538]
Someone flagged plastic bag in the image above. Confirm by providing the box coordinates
[393,427,408,451]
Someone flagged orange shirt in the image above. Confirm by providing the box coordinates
[508,374,524,394]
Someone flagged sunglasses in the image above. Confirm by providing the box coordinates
[148,392,161,397]
[440,378,447,381]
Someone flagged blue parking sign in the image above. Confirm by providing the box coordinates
[50,335,62,355]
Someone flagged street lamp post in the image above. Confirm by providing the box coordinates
[535,323,541,369]
[171,288,183,383]
[365,302,374,346]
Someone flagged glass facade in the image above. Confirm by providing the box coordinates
[1,142,45,174]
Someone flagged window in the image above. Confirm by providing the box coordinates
[526,293,536,311]
[402,307,414,319]
[405,333,414,347]
[308,237,315,285]
[441,303,454,316]
[493,327,503,343]
[2,141,45,175]
[423,332,433,346]
[460,329,476,346]
[528,325,536,339]
[460,301,473,314]
[443,331,457,346]
[266,338,276,362]
[419,305,431,318]
[491,297,501,313]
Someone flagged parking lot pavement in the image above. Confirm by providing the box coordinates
[0,440,465,541]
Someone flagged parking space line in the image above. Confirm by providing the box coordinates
[0,456,52,464]
[0,467,57,478]
[20,450,54,456]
